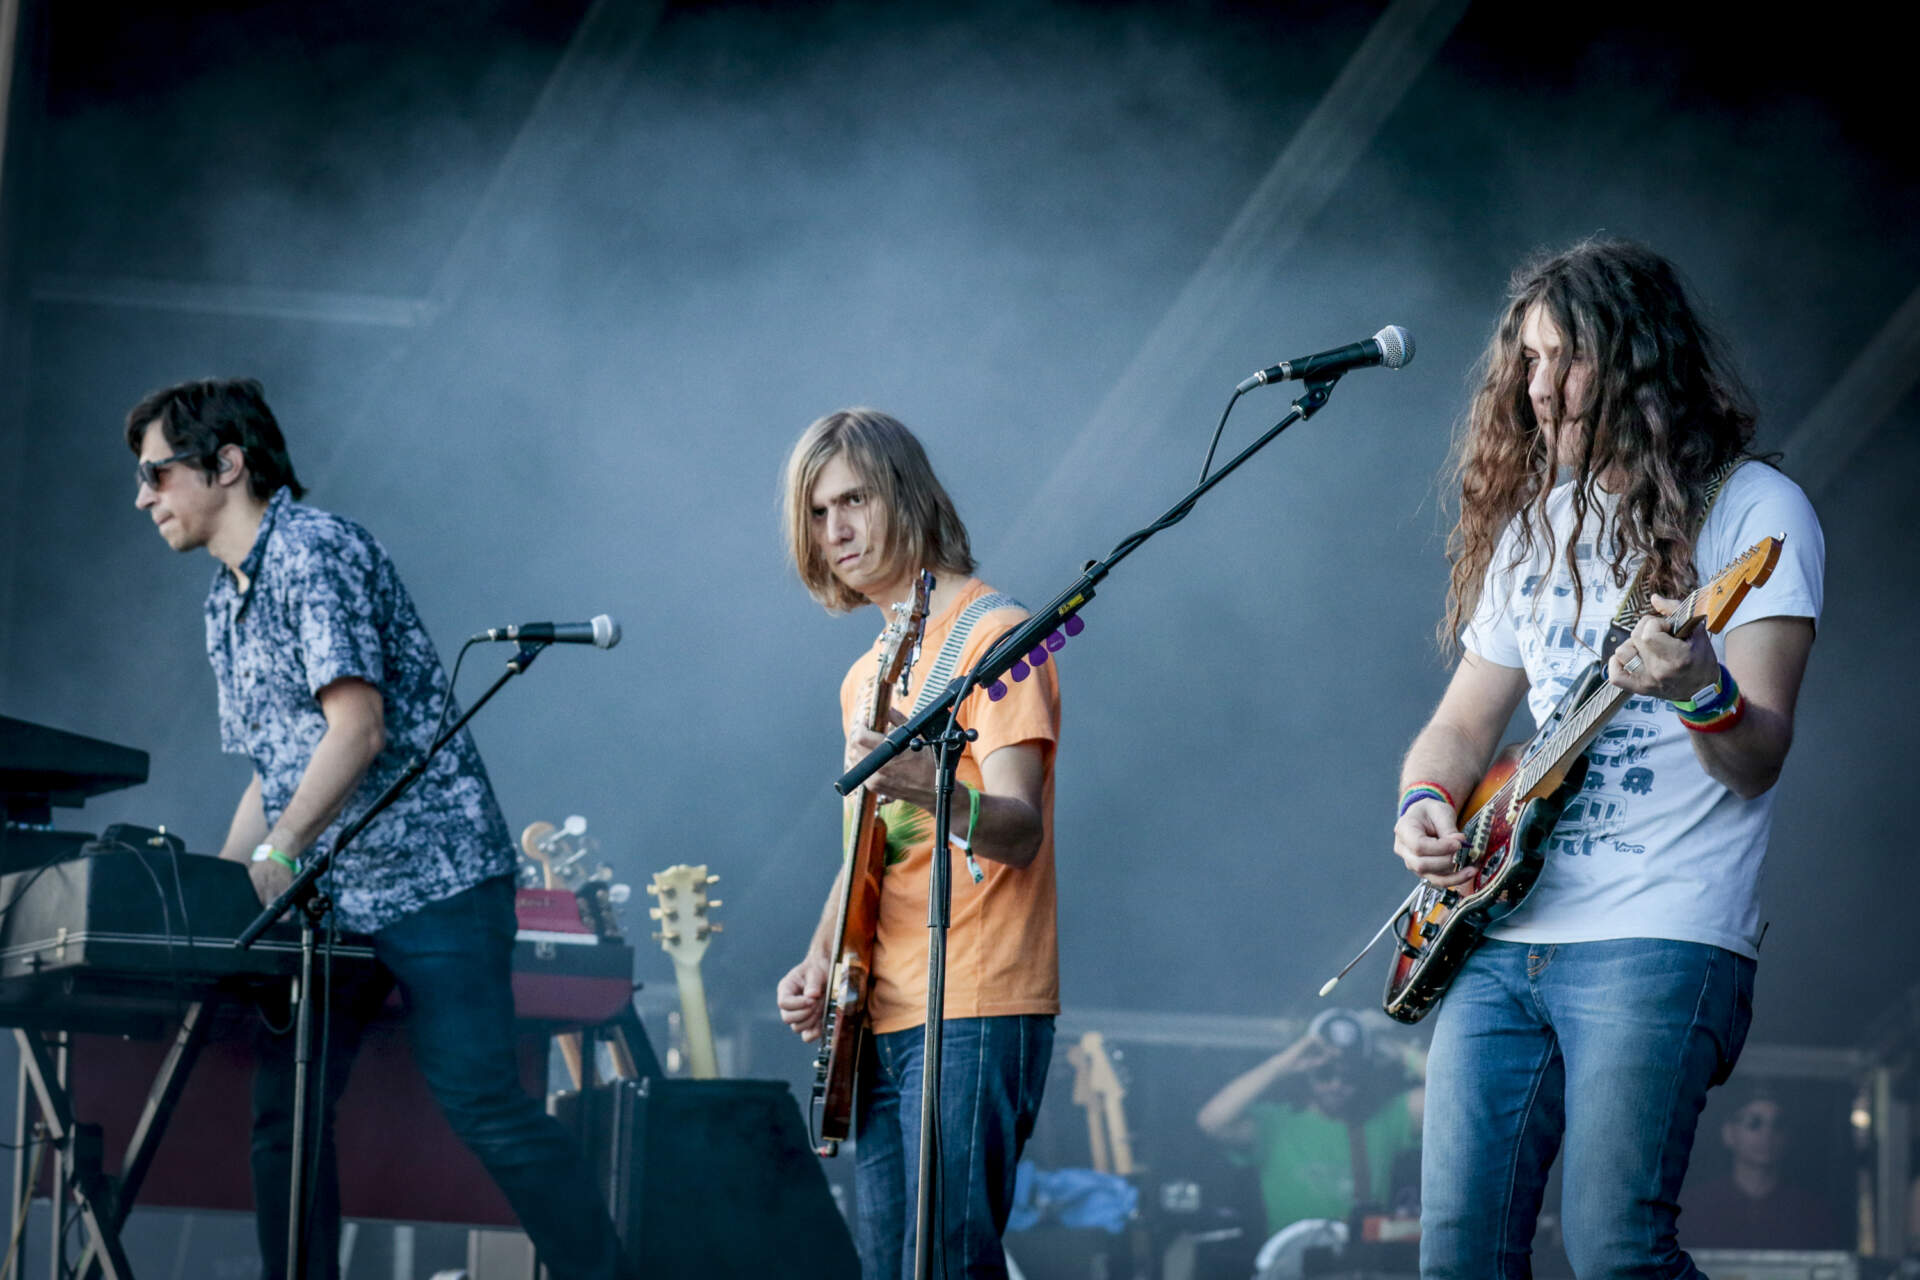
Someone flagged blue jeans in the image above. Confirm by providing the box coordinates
[854,1015,1054,1280]
[251,876,624,1280]
[1421,938,1754,1280]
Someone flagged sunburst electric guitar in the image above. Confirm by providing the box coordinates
[809,569,933,1156]
[1381,534,1783,1024]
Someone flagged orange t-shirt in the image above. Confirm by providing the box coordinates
[838,577,1062,1035]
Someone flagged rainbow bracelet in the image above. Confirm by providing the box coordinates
[1676,666,1744,732]
[1399,782,1455,817]
[1679,692,1747,734]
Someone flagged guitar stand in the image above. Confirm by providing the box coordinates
[7,1001,216,1280]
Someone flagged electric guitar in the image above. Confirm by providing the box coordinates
[648,863,723,1079]
[810,569,933,1156]
[1067,1031,1138,1176]
[1381,534,1783,1024]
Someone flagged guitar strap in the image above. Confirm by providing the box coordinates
[1598,457,1744,661]
[908,590,1023,717]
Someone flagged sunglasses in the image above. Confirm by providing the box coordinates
[137,449,209,490]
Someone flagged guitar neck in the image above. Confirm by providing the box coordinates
[671,957,720,1080]
[1513,583,1706,800]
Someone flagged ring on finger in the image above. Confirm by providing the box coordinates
[1624,653,1643,673]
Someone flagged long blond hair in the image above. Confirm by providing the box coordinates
[781,408,976,613]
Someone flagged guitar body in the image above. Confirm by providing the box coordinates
[1381,667,1602,1025]
[813,806,887,1151]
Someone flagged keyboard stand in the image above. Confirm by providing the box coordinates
[6,1001,214,1280]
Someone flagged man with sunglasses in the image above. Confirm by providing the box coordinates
[1683,1081,1849,1249]
[127,378,623,1280]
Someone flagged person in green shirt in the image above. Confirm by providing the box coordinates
[1197,1010,1424,1235]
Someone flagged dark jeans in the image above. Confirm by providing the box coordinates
[251,876,624,1280]
[854,1015,1054,1280]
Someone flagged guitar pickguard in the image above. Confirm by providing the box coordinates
[1382,753,1587,1024]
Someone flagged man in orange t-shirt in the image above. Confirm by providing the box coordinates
[774,408,1061,1280]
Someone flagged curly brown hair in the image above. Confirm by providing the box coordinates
[1439,239,1760,656]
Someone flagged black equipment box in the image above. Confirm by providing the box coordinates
[554,1077,859,1278]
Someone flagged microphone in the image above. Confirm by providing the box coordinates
[470,615,622,648]
[1236,325,1414,392]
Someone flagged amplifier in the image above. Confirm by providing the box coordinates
[554,1078,859,1278]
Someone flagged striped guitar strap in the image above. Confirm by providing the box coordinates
[908,589,1023,717]
[1600,456,1745,659]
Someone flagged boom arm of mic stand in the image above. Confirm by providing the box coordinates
[234,640,550,949]
[834,376,1341,799]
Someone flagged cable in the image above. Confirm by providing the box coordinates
[427,638,480,758]
[92,837,186,1021]
[1197,385,1249,485]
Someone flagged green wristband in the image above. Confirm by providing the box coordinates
[252,843,297,871]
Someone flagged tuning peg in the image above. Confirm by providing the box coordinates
[1044,630,1066,652]
[644,882,658,896]
[988,680,1007,701]
[1064,616,1084,636]
[1027,645,1049,667]
[707,898,723,909]
[706,874,720,885]
[1009,659,1030,683]
[649,907,678,922]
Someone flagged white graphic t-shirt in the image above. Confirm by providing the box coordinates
[1462,462,1824,958]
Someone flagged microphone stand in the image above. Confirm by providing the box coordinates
[235,640,550,1280]
[837,378,1344,1280]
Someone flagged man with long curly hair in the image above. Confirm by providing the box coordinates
[1390,240,1824,1276]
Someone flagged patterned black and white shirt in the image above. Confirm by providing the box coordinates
[204,487,514,934]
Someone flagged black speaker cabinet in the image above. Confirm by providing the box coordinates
[554,1077,859,1279]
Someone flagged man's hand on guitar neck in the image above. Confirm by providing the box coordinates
[1606,593,1719,704]
[1610,595,1815,800]
[847,708,1048,871]
[846,708,940,811]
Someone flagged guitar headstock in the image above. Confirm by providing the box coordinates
[648,864,723,967]
[1068,1031,1126,1104]
[520,815,630,937]
[875,569,935,701]
[520,814,594,890]
[1687,534,1783,635]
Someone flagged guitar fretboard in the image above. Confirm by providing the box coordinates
[1484,579,1707,826]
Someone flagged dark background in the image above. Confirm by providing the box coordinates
[1,0,1911,1273]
